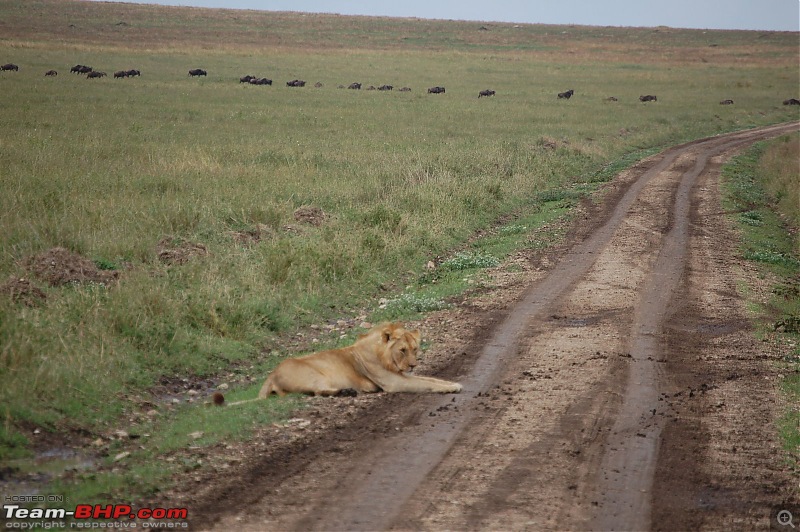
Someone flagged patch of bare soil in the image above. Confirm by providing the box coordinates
[293,205,327,226]
[0,276,46,306]
[227,224,274,246]
[24,247,118,286]
[156,237,209,265]
[149,123,798,531]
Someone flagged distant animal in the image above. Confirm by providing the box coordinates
[77,65,93,75]
[240,75,255,83]
[478,89,496,98]
[113,70,128,78]
[249,77,272,85]
[286,79,306,87]
[366,85,376,90]
[605,96,618,102]
[378,85,393,91]
[1,63,19,71]
[398,87,412,92]
[427,86,446,94]
[783,98,800,106]
[70,65,83,74]
[639,95,658,102]
[558,89,574,99]
[44,70,57,76]
[348,82,362,90]
[719,99,734,105]
[256,322,462,398]
[86,71,107,78]
[314,82,323,88]
[188,68,207,77]
[126,69,140,77]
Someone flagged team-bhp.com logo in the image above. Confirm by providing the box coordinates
[3,503,189,528]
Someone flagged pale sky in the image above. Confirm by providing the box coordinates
[91,0,800,31]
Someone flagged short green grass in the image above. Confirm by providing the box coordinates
[721,134,800,469]
[0,0,798,505]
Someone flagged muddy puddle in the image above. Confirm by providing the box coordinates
[1,448,95,496]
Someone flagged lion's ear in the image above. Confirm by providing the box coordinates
[382,327,393,344]
[410,330,421,343]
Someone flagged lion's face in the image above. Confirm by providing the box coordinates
[377,324,421,374]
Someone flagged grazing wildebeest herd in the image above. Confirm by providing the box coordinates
[1,61,797,110]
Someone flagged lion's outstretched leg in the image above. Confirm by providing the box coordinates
[375,373,462,394]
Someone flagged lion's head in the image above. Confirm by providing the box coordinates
[369,323,421,374]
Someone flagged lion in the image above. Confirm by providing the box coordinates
[258,322,462,398]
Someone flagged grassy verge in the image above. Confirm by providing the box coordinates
[721,133,800,470]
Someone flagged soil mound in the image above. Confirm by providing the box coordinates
[156,237,208,265]
[25,247,119,287]
[293,206,326,226]
[0,276,46,306]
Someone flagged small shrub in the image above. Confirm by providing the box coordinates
[743,250,799,268]
[383,293,449,313]
[500,224,528,235]
[440,251,500,271]
[739,211,764,226]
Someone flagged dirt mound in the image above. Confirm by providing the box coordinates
[293,206,326,226]
[0,276,46,306]
[156,237,208,265]
[227,224,274,246]
[25,247,119,287]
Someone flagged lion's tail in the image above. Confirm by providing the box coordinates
[258,375,277,399]
[225,397,263,406]
[211,376,277,407]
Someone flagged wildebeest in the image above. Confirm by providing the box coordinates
[639,95,658,102]
[70,64,92,74]
[87,71,107,78]
[478,89,496,98]
[114,70,129,78]
[44,70,58,76]
[188,68,207,77]
[398,87,412,92]
[557,89,574,99]
[249,77,272,86]
[719,99,734,105]
[378,85,393,91]
[126,69,140,77]
[1,63,19,71]
[286,79,306,87]
[783,98,800,106]
[348,82,362,90]
[314,82,323,88]
[240,75,255,83]
[605,96,619,102]
[427,86,446,94]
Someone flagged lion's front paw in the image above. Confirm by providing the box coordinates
[450,383,463,393]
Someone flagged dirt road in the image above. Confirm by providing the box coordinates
[183,122,799,531]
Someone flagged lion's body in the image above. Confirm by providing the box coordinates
[258,322,461,397]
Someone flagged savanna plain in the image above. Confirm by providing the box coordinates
[0,0,798,524]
